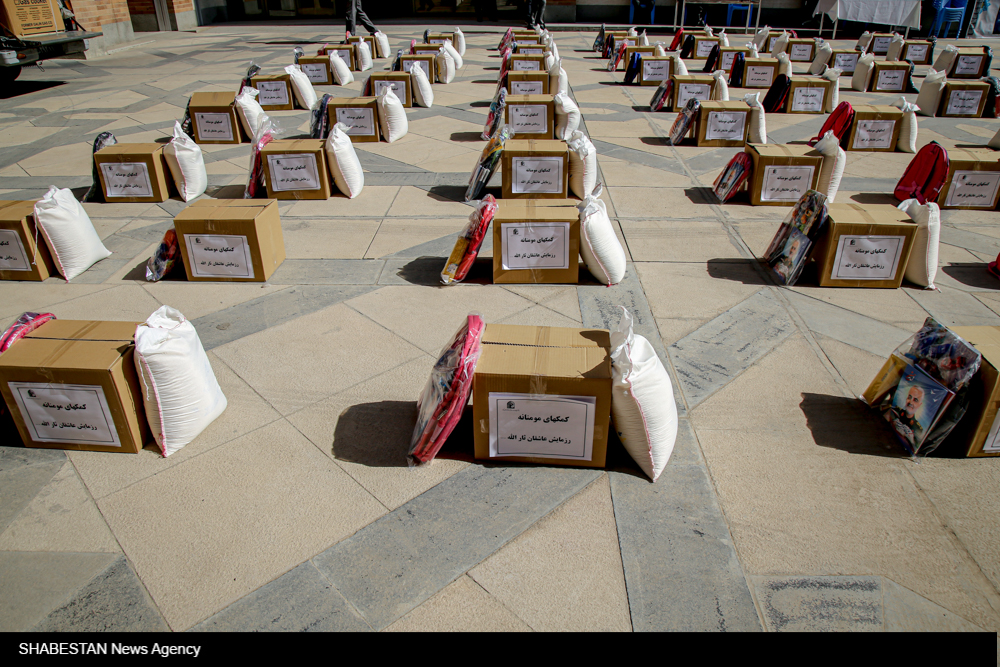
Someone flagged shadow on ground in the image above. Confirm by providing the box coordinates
[941,263,997,290]
[800,392,905,458]
[0,80,65,99]
[706,258,772,285]
[396,256,492,285]
[451,131,484,142]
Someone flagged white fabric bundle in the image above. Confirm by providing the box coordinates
[770,31,789,58]
[567,130,598,198]
[932,45,958,75]
[915,69,946,117]
[134,306,227,458]
[810,40,832,75]
[549,58,568,96]
[34,186,111,281]
[235,86,266,138]
[710,70,729,101]
[886,34,904,61]
[325,122,364,198]
[164,121,207,203]
[857,31,873,52]
[640,30,649,47]
[454,28,466,56]
[814,130,845,203]
[544,51,556,71]
[989,126,1000,149]
[374,31,391,58]
[578,192,626,286]
[746,42,759,58]
[671,53,688,76]
[743,92,767,143]
[752,26,769,51]
[356,40,373,71]
[654,43,666,57]
[554,93,581,140]
[776,52,791,78]
[821,67,841,113]
[703,25,713,37]
[852,52,875,91]
[549,42,560,63]
[435,48,455,83]
[411,61,434,108]
[377,87,408,143]
[629,27,639,36]
[719,30,729,47]
[898,199,939,289]
[285,64,318,111]
[892,96,919,152]
[442,39,463,69]
[610,308,677,482]
[329,52,354,85]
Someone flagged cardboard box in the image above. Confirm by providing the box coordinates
[621,45,656,71]
[502,139,569,199]
[510,54,546,73]
[937,149,1000,210]
[845,105,902,152]
[0,0,64,38]
[94,144,172,204]
[412,44,443,56]
[471,324,612,467]
[830,50,859,74]
[695,101,750,147]
[348,34,377,56]
[507,71,549,95]
[175,199,285,282]
[515,43,548,56]
[719,46,750,73]
[297,56,333,85]
[745,143,824,206]
[0,200,56,281]
[326,97,381,143]
[497,198,580,212]
[321,45,356,70]
[426,32,453,45]
[868,61,910,93]
[401,54,436,83]
[694,35,719,59]
[951,47,988,78]
[742,57,778,88]
[901,40,932,65]
[639,56,672,86]
[671,74,714,111]
[260,139,333,201]
[504,94,555,139]
[939,81,989,118]
[368,72,412,107]
[940,326,1000,457]
[492,204,579,284]
[250,74,294,111]
[786,38,816,62]
[786,76,831,114]
[611,34,634,54]
[189,91,245,145]
[0,320,150,454]
[809,203,916,288]
[870,32,895,55]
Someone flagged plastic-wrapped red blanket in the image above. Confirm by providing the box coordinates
[0,312,56,355]
[442,196,497,285]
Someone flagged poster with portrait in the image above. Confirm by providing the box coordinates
[884,364,954,455]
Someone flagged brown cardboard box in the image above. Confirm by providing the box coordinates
[322,45,356,70]
[901,40,932,64]
[693,35,719,59]
[175,199,285,282]
[507,71,549,95]
[326,97,381,143]
[937,149,1000,210]
[786,76,831,114]
[401,54,436,83]
[513,31,541,44]
[786,38,816,62]
[0,201,56,281]
[412,44,443,56]
[695,101,750,147]
[94,144,172,204]
[671,74,714,111]
[368,72,412,107]
[497,198,580,212]
[939,81,989,118]
[492,205,579,284]
[870,32,895,55]
[742,57,778,88]
[868,61,910,93]
[472,324,612,467]
[621,45,656,71]
[0,320,150,454]
[515,43,548,56]
[502,139,569,199]
[941,326,1000,457]
[504,94,555,139]
[348,34,377,57]
[639,56,672,86]
[510,54,547,73]
[810,203,916,288]
[297,56,333,85]
[426,33,453,45]
[829,50,859,74]
[260,139,332,200]
[745,143,824,206]
[0,0,64,38]
[951,47,988,78]
[845,105,903,152]
[189,91,245,145]
[611,34,634,54]
[251,74,294,111]
[719,46,750,73]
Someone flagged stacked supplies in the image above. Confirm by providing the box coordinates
[762,189,829,285]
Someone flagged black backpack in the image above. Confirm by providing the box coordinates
[729,52,746,87]
[624,53,643,85]
[702,43,720,72]
[680,34,696,59]
[904,60,920,94]
[762,74,791,113]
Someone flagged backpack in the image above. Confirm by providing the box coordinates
[702,43,720,72]
[983,76,1000,118]
[729,52,746,86]
[608,40,628,72]
[668,97,701,144]
[808,101,855,148]
[761,74,791,113]
[604,34,615,58]
[669,29,685,52]
[650,78,673,111]
[624,53,643,84]
[894,141,950,204]
[593,24,606,52]
[680,34,696,59]
[713,152,753,203]
[904,60,920,94]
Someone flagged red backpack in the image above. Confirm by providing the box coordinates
[668,29,685,52]
[894,142,950,204]
[808,101,855,148]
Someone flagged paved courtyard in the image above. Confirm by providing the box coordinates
[1,23,1000,635]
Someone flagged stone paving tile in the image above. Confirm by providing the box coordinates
[752,575,883,632]
[0,452,65,536]
[384,575,532,632]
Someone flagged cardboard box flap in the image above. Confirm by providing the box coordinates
[477,345,611,380]
[828,203,913,225]
[24,320,138,342]
[96,144,164,157]
[260,139,325,152]
[190,91,236,107]
[700,100,751,111]
[495,206,579,222]
[482,323,610,349]
[189,198,276,209]
[0,201,36,220]
[175,206,262,221]
[750,143,822,158]
[505,139,566,153]
[947,148,1000,164]
[0,339,128,371]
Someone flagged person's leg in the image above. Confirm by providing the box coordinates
[534,0,546,27]
[346,0,357,34]
[355,0,378,33]
[526,0,536,26]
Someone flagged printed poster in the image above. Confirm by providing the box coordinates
[488,392,596,460]
[8,382,121,446]
[944,171,1000,208]
[184,234,255,279]
[831,235,905,281]
[266,153,321,192]
[194,112,234,142]
[760,165,815,202]
[101,162,153,198]
[501,222,570,271]
[511,156,562,194]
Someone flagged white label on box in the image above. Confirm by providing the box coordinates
[696,40,715,58]
[257,80,289,106]
[520,47,544,55]
[982,407,1000,453]
[335,107,377,136]
[768,36,779,51]
[501,221,571,270]
[790,86,825,113]
[8,382,120,447]
[642,59,670,81]
[402,59,431,80]
[955,55,983,76]
[511,80,544,95]
[509,104,548,134]
[332,48,353,65]
[746,66,774,87]
[872,36,892,53]
[488,392,596,461]
[789,43,812,61]
[512,156,563,194]
[301,62,328,83]
[875,69,906,91]
[100,162,153,198]
[831,235,905,280]
[0,229,30,271]
[761,165,815,202]
[676,83,711,109]
[720,52,737,71]
[705,110,747,141]
[429,38,446,44]
[944,170,1000,208]
[946,89,983,116]
[374,79,407,100]
[513,59,540,71]
[852,119,895,149]
[267,153,321,192]
[184,233,255,279]
[904,44,928,62]
[834,53,858,72]
[194,112,234,142]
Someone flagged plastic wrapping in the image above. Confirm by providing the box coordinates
[667,97,700,145]
[441,196,497,285]
[408,313,486,466]
[145,228,180,282]
[466,125,510,202]
[81,132,117,203]
[592,24,606,52]
[0,312,56,355]
[713,152,753,203]
[650,78,673,112]
[311,94,333,139]
[244,115,282,199]
[608,39,629,72]
[238,61,261,96]
[482,86,507,140]
[499,27,514,52]
[763,189,829,286]
[293,46,304,63]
